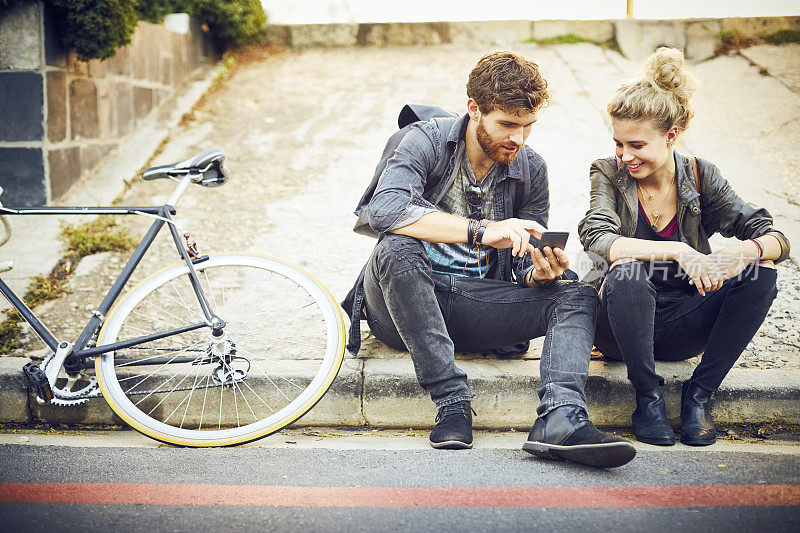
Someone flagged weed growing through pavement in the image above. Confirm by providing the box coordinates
[715,29,800,56]
[0,216,136,353]
[525,33,620,53]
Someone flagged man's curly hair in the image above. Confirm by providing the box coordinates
[467,51,550,114]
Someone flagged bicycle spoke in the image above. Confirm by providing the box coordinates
[202,270,219,311]
[124,340,204,393]
[236,347,316,378]
[179,367,206,429]
[146,359,209,416]
[162,361,207,425]
[117,339,205,381]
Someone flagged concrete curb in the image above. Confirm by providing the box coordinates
[2,356,798,430]
[262,16,800,60]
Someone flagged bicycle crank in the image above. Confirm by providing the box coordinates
[39,353,102,406]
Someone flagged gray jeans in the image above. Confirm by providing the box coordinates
[362,233,599,416]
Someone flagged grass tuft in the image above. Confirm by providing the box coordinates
[716,28,800,56]
[526,33,620,53]
[764,29,800,45]
[0,216,136,353]
[0,316,23,354]
[60,216,137,258]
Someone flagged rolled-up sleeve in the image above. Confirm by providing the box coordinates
[578,159,624,264]
[368,122,442,234]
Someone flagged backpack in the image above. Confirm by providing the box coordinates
[353,104,531,238]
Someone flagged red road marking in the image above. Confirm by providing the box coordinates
[1,483,799,508]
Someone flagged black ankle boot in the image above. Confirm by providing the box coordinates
[523,405,636,468]
[632,387,675,446]
[680,380,717,446]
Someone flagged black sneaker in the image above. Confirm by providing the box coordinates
[523,405,636,468]
[429,401,475,449]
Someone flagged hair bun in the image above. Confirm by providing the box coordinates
[643,47,697,104]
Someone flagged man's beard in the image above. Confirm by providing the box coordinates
[476,118,521,164]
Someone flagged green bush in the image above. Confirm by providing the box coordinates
[26,0,268,61]
[137,0,267,49]
[49,0,138,61]
[136,0,182,23]
[194,0,267,47]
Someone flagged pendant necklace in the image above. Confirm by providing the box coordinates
[639,175,674,231]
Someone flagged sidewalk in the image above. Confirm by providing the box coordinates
[2,41,799,430]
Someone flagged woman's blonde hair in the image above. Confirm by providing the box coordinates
[607,47,699,134]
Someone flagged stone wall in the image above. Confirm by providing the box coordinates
[0,1,213,206]
[263,16,800,62]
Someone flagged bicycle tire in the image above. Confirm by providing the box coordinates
[95,253,346,447]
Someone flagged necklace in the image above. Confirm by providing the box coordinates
[639,175,674,231]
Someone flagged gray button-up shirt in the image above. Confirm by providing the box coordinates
[343,113,551,355]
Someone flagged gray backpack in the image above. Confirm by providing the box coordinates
[353,105,458,238]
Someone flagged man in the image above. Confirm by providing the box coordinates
[343,52,635,468]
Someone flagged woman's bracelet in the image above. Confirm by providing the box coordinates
[749,238,764,260]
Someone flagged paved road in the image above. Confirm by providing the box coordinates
[1,431,799,532]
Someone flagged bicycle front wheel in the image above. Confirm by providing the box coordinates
[95,253,346,447]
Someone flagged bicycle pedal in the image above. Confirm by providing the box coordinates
[23,362,53,404]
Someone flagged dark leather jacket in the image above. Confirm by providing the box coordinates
[578,153,790,276]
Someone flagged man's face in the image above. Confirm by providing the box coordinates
[475,107,538,164]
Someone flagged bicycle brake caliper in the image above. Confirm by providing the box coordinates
[183,232,209,264]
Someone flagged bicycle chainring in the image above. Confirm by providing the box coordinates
[40,354,102,406]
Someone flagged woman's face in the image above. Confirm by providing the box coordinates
[611,118,676,180]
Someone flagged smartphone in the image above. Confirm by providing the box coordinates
[538,231,569,251]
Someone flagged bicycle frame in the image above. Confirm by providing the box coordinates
[0,175,219,372]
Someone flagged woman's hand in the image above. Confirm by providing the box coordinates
[675,247,723,296]
[705,240,763,282]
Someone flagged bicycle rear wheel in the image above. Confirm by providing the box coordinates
[95,253,345,447]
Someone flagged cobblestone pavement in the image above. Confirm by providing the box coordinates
[7,43,800,369]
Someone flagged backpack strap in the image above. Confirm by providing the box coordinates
[424,117,457,196]
[512,150,531,215]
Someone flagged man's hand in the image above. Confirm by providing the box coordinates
[527,247,569,285]
[481,218,547,257]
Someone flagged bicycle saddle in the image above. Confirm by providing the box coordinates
[142,148,228,187]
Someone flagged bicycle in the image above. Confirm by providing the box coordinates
[0,149,346,447]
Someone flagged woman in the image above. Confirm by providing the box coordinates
[578,47,790,447]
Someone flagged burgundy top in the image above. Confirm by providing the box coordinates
[639,201,678,238]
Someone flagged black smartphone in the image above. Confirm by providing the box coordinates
[538,231,569,251]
